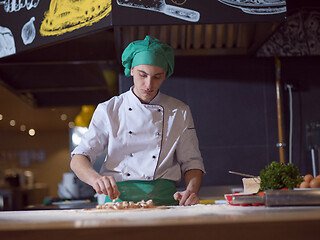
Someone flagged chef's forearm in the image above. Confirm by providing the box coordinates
[184,169,203,194]
[70,154,101,186]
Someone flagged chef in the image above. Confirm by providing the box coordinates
[70,36,205,206]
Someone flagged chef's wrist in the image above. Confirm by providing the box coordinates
[186,187,198,194]
[88,172,102,185]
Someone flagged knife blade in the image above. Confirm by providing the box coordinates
[228,170,257,178]
[117,0,200,22]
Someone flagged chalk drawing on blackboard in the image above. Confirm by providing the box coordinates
[0,26,16,58]
[218,0,286,15]
[171,0,187,5]
[116,0,200,22]
[0,0,40,13]
[21,17,36,45]
[40,0,111,36]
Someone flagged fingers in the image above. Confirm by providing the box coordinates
[174,192,182,201]
[178,190,189,206]
[185,193,199,206]
[93,176,119,199]
[174,190,199,206]
[100,177,113,197]
[92,181,103,194]
[108,176,120,198]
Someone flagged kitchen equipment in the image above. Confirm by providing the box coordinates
[306,121,320,177]
[58,173,79,199]
[18,170,35,188]
[228,170,257,178]
[231,189,320,207]
[95,193,106,205]
[51,199,95,209]
[225,192,262,206]
[58,172,94,199]
[116,0,200,22]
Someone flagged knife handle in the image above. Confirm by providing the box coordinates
[163,5,200,22]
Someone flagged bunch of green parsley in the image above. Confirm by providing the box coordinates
[259,161,303,191]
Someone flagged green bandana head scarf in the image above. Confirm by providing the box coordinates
[121,35,174,78]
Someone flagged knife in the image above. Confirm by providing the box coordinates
[228,170,257,178]
[232,190,320,207]
[117,0,200,22]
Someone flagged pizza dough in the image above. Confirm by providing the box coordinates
[96,199,154,210]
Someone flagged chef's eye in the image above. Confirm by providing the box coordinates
[139,73,147,78]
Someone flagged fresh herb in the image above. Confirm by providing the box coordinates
[259,161,303,191]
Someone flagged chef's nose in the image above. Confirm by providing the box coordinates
[145,77,153,89]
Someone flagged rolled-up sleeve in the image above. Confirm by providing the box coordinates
[71,104,109,164]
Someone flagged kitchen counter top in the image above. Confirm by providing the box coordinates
[1,204,320,240]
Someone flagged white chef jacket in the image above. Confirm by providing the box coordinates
[71,87,205,183]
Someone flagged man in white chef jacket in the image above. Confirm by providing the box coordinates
[70,36,205,206]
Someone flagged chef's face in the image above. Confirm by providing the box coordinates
[131,64,166,103]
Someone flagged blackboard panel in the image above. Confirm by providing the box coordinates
[0,0,286,59]
[112,0,287,26]
[0,0,113,58]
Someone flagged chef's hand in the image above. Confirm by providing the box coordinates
[92,175,120,200]
[174,189,200,206]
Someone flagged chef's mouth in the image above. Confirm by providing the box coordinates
[142,89,154,94]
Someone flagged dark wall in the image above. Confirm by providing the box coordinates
[281,57,320,176]
[119,56,320,187]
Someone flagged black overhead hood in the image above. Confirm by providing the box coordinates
[0,0,287,107]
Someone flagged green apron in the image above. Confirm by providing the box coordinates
[104,179,179,206]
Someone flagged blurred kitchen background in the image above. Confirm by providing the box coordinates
[1,1,320,210]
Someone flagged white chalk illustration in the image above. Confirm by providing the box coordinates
[218,0,286,15]
[171,0,187,5]
[21,17,36,45]
[0,26,16,58]
[116,0,200,22]
[0,0,40,13]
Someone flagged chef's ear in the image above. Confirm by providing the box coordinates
[130,67,134,76]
